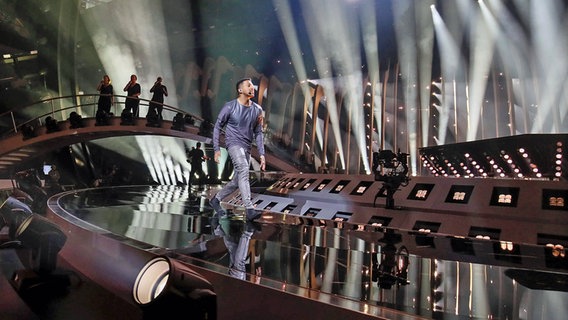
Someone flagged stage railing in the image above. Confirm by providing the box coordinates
[0,94,204,138]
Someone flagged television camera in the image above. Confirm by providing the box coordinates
[372,149,410,209]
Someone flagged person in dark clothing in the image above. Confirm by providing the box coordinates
[148,77,168,120]
[187,142,209,189]
[123,74,141,117]
[45,165,62,196]
[96,75,113,114]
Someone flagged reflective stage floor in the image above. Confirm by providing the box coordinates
[56,185,568,320]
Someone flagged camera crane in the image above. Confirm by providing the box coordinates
[372,149,410,209]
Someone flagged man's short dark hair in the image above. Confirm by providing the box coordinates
[235,78,251,93]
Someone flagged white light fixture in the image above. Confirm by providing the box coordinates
[133,255,216,317]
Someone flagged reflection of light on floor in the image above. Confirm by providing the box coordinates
[137,136,188,185]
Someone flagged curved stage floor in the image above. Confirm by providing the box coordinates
[56,185,568,320]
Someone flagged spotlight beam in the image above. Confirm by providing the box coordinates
[302,0,368,173]
[431,6,463,145]
[317,79,346,169]
[467,2,495,141]
[416,1,436,150]
[359,0,384,170]
[394,0,433,175]
[529,1,568,133]
[272,0,309,85]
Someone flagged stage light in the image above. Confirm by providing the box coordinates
[95,109,112,126]
[546,244,566,258]
[45,116,60,133]
[68,111,84,129]
[0,196,33,216]
[5,213,71,297]
[20,123,36,140]
[198,120,213,137]
[13,169,48,213]
[14,214,67,274]
[171,112,185,131]
[500,241,514,251]
[145,114,161,128]
[133,256,216,318]
[184,114,194,125]
[0,196,33,239]
[120,109,135,126]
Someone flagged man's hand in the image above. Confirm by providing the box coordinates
[260,155,266,171]
[214,151,221,163]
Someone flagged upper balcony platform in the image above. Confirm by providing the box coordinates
[0,94,300,178]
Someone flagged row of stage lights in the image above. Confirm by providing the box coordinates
[20,109,199,141]
[421,141,564,179]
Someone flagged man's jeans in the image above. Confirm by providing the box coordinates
[216,145,253,209]
[227,228,253,280]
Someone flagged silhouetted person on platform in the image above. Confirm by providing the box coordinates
[97,75,113,114]
[96,75,113,125]
[187,142,209,190]
[210,78,266,221]
[123,74,141,117]
[148,76,168,120]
